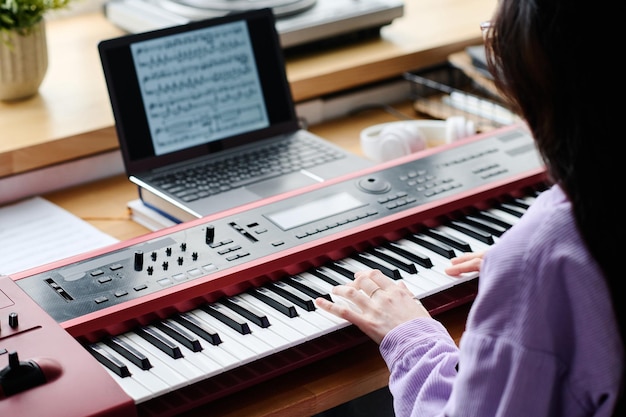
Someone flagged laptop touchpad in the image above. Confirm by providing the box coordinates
[247,172,319,197]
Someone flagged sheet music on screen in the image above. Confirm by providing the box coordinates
[130,20,270,156]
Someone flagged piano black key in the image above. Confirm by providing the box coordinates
[498,202,525,217]
[136,326,184,359]
[308,268,342,286]
[185,311,265,361]
[220,298,271,328]
[510,197,531,209]
[326,261,356,280]
[123,332,207,383]
[249,287,298,318]
[87,343,131,377]
[407,233,457,259]
[368,247,417,274]
[383,241,434,268]
[286,275,332,301]
[448,220,495,244]
[421,228,472,252]
[105,335,152,370]
[234,293,320,343]
[436,225,492,253]
[268,281,316,311]
[157,319,203,352]
[200,303,252,335]
[462,215,507,237]
[173,312,222,345]
[351,253,402,279]
[474,210,514,229]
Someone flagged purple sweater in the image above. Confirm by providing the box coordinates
[380,185,624,417]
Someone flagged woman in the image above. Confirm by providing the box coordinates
[315,0,625,415]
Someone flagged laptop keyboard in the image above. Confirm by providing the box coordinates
[152,137,347,202]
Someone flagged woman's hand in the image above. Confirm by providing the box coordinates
[315,269,430,344]
[444,251,486,276]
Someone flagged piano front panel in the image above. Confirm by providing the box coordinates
[4,125,548,417]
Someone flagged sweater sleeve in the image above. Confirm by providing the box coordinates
[380,318,459,417]
[380,317,563,417]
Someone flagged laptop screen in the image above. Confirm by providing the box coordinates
[99,8,298,174]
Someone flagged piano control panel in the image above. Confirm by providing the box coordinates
[15,126,542,323]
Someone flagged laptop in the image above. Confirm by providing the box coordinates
[98,8,373,223]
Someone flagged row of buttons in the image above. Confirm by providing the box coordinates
[295,209,379,239]
[92,262,219,305]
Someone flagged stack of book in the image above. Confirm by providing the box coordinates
[127,199,177,231]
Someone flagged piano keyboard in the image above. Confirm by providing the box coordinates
[85,193,538,405]
[6,125,546,417]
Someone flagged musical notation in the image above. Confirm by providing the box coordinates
[131,20,270,155]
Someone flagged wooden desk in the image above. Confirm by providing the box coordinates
[39,102,472,416]
[0,0,495,178]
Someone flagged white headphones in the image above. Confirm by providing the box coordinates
[360,116,476,163]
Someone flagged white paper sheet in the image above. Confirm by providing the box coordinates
[0,197,119,275]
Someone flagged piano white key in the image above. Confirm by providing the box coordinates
[188,336,241,370]
[172,340,225,377]
[488,207,526,226]
[97,361,154,401]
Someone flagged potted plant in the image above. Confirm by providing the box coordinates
[0,0,72,101]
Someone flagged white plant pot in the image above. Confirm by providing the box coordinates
[0,20,48,101]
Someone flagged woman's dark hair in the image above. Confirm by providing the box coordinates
[484,0,624,413]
